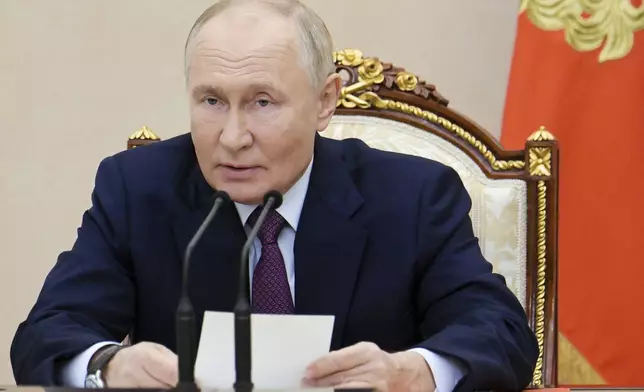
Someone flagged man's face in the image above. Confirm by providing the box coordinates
[186,6,339,204]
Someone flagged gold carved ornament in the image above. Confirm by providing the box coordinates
[521,0,644,62]
[527,127,554,386]
[333,49,525,172]
[129,126,160,141]
[532,180,548,386]
[529,127,555,176]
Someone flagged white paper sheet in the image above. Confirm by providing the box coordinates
[194,311,335,390]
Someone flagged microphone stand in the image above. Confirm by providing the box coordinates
[175,191,229,390]
[234,191,283,392]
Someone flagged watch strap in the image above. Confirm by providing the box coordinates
[87,344,124,375]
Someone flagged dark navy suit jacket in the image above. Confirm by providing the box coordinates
[11,133,538,391]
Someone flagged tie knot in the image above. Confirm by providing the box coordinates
[248,208,287,245]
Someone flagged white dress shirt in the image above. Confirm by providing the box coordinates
[61,155,464,391]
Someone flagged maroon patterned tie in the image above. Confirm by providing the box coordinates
[248,207,294,314]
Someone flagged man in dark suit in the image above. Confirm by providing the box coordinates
[11,0,538,391]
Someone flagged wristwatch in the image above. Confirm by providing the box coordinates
[84,344,124,388]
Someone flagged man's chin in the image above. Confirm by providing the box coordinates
[219,185,266,206]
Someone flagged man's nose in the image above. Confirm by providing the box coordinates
[219,110,252,151]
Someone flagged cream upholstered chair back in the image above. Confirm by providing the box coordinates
[126,49,560,388]
[324,115,529,299]
[323,49,560,388]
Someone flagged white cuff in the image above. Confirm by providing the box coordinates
[59,341,121,387]
[408,348,466,392]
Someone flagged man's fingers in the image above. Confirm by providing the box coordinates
[154,345,179,385]
[132,368,170,389]
[335,380,373,390]
[309,378,373,391]
[304,363,371,387]
[107,360,166,389]
[307,342,378,378]
[104,342,178,389]
[142,348,178,387]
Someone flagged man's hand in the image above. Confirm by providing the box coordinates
[103,342,178,388]
[303,342,436,392]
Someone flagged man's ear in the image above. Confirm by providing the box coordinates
[316,73,342,132]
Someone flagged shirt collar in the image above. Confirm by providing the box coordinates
[234,155,313,231]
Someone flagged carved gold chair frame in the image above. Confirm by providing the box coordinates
[127,49,559,388]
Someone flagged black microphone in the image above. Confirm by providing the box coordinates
[234,190,284,392]
[176,190,230,389]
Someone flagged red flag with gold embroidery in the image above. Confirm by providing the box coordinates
[501,0,644,386]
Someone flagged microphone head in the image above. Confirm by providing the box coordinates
[213,190,231,203]
[263,190,283,209]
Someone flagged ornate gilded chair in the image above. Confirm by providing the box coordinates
[127,49,560,388]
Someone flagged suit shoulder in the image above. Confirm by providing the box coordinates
[113,133,191,165]
[107,133,192,176]
[95,133,194,196]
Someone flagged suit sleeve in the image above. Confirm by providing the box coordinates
[413,165,538,391]
[10,156,135,385]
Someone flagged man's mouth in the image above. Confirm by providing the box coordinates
[218,164,260,180]
[221,164,256,171]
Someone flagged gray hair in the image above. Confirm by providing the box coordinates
[184,0,336,90]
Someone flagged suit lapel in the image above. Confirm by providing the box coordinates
[294,135,366,350]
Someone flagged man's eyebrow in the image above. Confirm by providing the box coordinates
[191,82,281,99]
[192,84,224,97]
[248,82,279,92]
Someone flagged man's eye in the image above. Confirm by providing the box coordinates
[206,97,218,106]
[256,99,271,107]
